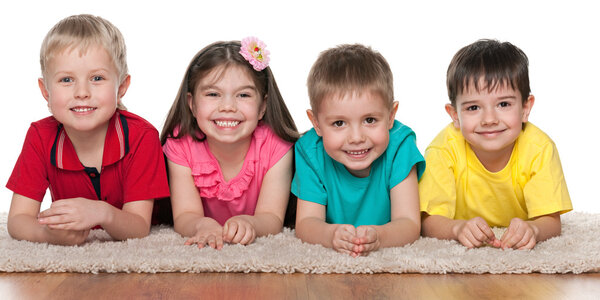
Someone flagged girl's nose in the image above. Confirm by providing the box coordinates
[218,95,237,112]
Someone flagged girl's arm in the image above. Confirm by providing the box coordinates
[8,193,89,245]
[168,159,224,249]
[223,150,293,243]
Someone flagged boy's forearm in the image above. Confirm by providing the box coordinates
[375,217,420,248]
[421,214,463,240]
[100,203,151,240]
[526,213,561,242]
[295,217,337,248]
[8,214,85,245]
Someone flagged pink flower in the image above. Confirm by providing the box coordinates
[240,37,270,71]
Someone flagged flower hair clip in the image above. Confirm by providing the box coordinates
[240,37,270,71]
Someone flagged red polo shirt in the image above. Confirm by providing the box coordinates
[7,110,170,210]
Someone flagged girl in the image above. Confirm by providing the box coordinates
[161,38,299,249]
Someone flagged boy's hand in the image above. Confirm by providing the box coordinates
[332,224,358,256]
[351,225,380,257]
[185,219,224,250]
[499,218,537,250]
[43,227,90,246]
[223,216,256,245]
[453,217,500,248]
[38,198,105,231]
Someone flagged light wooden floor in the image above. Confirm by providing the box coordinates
[1,272,599,299]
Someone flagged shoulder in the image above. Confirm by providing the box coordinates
[516,122,556,155]
[26,116,61,143]
[118,110,159,134]
[296,128,321,152]
[427,123,464,150]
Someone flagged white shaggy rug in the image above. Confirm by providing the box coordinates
[1,212,599,274]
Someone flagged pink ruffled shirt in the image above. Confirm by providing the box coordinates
[163,123,293,225]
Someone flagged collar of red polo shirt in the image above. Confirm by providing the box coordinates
[50,110,130,170]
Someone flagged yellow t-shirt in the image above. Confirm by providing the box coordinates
[419,123,572,227]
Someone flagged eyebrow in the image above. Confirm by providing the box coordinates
[198,85,257,91]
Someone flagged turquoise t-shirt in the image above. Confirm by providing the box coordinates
[291,120,425,226]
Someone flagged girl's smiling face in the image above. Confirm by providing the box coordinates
[188,65,266,148]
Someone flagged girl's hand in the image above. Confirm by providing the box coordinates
[223,216,256,245]
[38,198,105,231]
[352,225,380,256]
[500,218,537,250]
[332,224,358,256]
[453,217,500,248]
[185,220,224,249]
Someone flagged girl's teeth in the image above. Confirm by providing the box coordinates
[215,120,240,127]
[72,107,94,112]
[348,150,368,155]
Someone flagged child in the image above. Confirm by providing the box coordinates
[161,38,299,249]
[6,15,170,245]
[293,44,425,257]
[419,39,573,250]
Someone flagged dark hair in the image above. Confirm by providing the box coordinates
[447,39,530,106]
[160,41,298,145]
[307,44,394,115]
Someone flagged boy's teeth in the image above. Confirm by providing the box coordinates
[72,107,94,112]
[215,120,240,127]
[347,150,368,155]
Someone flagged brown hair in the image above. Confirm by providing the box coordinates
[160,41,298,145]
[447,39,530,106]
[307,44,394,114]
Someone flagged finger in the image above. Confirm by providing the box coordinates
[46,222,78,230]
[465,230,483,247]
[39,214,72,226]
[230,225,246,244]
[513,230,533,249]
[239,228,256,245]
[207,235,217,249]
[475,221,497,242]
[223,222,239,242]
[501,223,521,249]
[459,231,477,248]
[518,237,536,250]
[215,235,224,250]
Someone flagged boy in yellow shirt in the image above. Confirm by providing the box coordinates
[419,39,572,250]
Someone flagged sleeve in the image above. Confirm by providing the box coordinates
[123,128,170,202]
[418,146,457,218]
[162,136,191,168]
[389,131,426,188]
[263,126,294,169]
[522,142,573,218]
[291,141,328,205]
[6,125,49,201]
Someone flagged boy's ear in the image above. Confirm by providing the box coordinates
[445,103,460,128]
[118,75,131,99]
[38,78,50,102]
[521,95,535,123]
[306,109,322,136]
[388,101,399,129]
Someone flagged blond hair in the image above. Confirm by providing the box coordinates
[40,14,128,109]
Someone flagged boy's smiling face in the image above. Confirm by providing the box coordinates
[446,79,534,170]
[39,45,129,136]
[308,91,398,178]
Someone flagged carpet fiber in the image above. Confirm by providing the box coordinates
[1,212,599,274]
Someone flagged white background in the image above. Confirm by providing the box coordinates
[1,0,598,213]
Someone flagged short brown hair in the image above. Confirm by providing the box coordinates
[307,44,394,114]
[447,39,530,106]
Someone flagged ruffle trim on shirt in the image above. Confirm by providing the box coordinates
[191,159,256,201]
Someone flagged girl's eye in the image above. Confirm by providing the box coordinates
[206,92,219,97]
[466,105,479,111]
[238,93,252,98]
[365,117,376,124]
[332,120,345,127]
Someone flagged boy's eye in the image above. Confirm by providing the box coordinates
[92,76,104,81]
[59,77,73,83]
[498,101,510,108]
[365,117,376,124]
[466,105,479,111]
[332,120,345,127]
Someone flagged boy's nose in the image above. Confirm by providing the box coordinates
[481,109,498,126]
[348,126,366,144]
[74,83,91,100]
